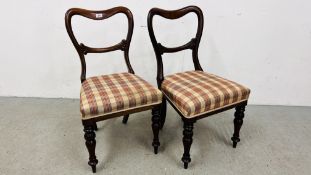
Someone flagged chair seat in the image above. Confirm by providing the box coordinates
[162,71,250,118]
[80,72,162,120]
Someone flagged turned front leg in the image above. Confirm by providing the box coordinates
[181,119,195,169]
[231,104,246,148]
[84,124,98,173]
[151,105,161,154]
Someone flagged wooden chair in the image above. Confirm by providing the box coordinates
[147,6,251,169]
[65,7,162,173]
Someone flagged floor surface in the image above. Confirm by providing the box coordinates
[0,97,310,175]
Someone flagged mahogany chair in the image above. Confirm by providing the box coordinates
[65,7,162,173]
[147,6,251,169]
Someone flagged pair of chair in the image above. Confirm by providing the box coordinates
[65,6,250,173]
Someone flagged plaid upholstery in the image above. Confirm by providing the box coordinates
[162,71,250,118]
[80,73,162,120]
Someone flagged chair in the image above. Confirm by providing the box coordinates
[65,7,162,173]
[147,6,251,169]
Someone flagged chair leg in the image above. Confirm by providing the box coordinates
[122,114,129,124]
[181,119,195,169]
[159,98,167,129]
[231,104,246,148]
[93,123,98,131]
[83,124,98,173]
[151,105,161,154]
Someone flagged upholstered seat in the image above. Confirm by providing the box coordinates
[81,72,162,119]
[162,71,250,118]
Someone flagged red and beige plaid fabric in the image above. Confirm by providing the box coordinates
[80,73,162,120]
[162,71,250,118]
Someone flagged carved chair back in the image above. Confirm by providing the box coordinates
[65,7,134,83]
[147,6,204,88]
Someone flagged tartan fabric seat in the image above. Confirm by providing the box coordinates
[162,71,250,118]
[80,72,162,120]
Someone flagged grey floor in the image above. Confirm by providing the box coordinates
[0,97,310,175]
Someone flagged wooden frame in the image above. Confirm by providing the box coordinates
[147,6,248,169]
[65,7,161,173]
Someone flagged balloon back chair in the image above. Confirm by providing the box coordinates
[147,6,251,169]
[65,7,162,173]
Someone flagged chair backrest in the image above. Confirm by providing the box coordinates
[147,6,204,88]
[65,7,134,83]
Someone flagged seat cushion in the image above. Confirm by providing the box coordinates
[162,71,250,118]
[80,73,162,120]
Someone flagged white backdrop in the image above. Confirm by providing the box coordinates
[0,0,311,106]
